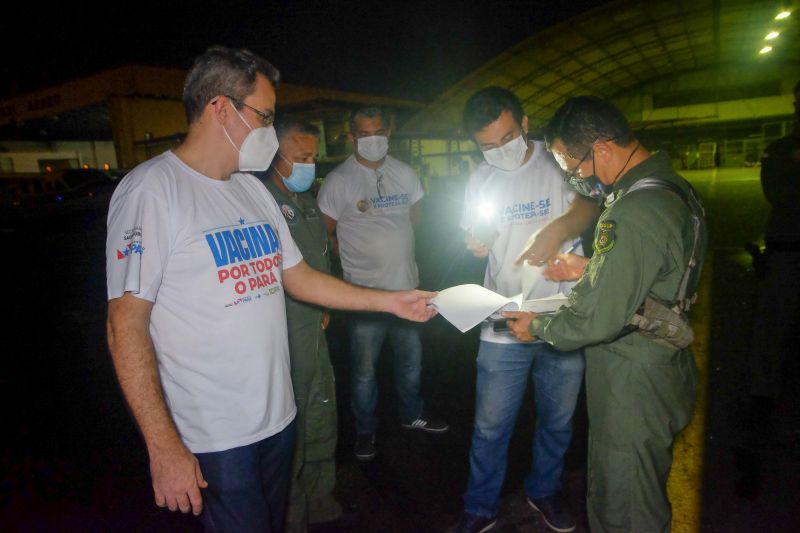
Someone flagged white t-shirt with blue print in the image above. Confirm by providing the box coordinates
[106,151,302,453]
[461,141,581,344]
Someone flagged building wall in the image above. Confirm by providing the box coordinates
[55,141,118,169]
[108,96,187,168]
[389,137,480,191]
[0,140,117,172]
[600,67,797,169]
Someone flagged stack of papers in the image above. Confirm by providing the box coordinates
[431,284,569,333]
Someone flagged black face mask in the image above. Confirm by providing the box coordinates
[564,141,606,200]
[568,174,608,200]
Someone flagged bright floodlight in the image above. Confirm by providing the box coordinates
[765,31,780,40]
[775,11,791,20]
[759,46,773,54]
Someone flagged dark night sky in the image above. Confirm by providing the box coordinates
[2,1,609,102]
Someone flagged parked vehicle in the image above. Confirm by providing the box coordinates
[0,168,119,225]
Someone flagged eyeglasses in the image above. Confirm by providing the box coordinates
[375,169,386,200]
[225,95,275,128]
[565,144,594,180]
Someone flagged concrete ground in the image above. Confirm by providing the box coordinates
[1,165,797,532]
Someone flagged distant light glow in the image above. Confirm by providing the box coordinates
[103,163,111,170]
[759,46,773,54]
[775,11,791,20]
[765,31,780,40]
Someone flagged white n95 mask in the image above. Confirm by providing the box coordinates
[223,105,279,171]
[356,135,389,162]
[482,134,528,171]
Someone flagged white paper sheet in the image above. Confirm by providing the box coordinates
[521,261,544,300]
[519,292,570,313]
[431,284,569,333]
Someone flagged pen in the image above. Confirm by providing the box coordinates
[554,239,582,264]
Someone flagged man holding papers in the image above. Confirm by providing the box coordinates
[506,96,707,533]
[452,87,599,533]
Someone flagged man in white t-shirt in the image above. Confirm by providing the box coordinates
[451,88,600,533]
[105,47,436,533]
[317,107,448,462]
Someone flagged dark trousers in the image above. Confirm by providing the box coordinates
[749,249,800,399]
[585,335,697,533]
[196,420,296,533]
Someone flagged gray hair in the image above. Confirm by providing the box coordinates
[183,45,280,125]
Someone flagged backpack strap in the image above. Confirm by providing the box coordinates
[625,178,706,311]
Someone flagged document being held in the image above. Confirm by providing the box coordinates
[431,284,569,333]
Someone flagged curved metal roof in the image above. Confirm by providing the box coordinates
[403,0,799,134]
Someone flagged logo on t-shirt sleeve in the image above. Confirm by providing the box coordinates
[117,225,144,260]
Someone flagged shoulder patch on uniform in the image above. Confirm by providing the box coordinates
[594,220,617,254]
[280,204,298,225]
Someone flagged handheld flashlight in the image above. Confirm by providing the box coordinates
[472,201,497,246]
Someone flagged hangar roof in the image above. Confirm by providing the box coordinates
[403,0,799,135]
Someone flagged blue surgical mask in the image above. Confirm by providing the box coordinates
[276,153,316,192]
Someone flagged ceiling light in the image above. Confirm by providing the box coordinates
[759,46,773,54]
[765,31,780,39]
[775,11,791,20]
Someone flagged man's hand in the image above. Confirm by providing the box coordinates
[387,290,439,322]
[321,311,331,330]
[465,235,491,258]
[107,294,206,515]
[502,311,538,342]
[543,253,589,281]
[514,225,566,267]
[150,444,208,515]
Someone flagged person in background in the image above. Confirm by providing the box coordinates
[746,80,800,435]
[317,107,449,463]
[255,119,358,532]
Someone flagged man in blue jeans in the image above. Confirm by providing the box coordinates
[453,87,599,533]
[318,107,449,461]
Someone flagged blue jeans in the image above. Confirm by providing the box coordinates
[348,313,424,434]
[464,341,584,518]
[196,420,296,533]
